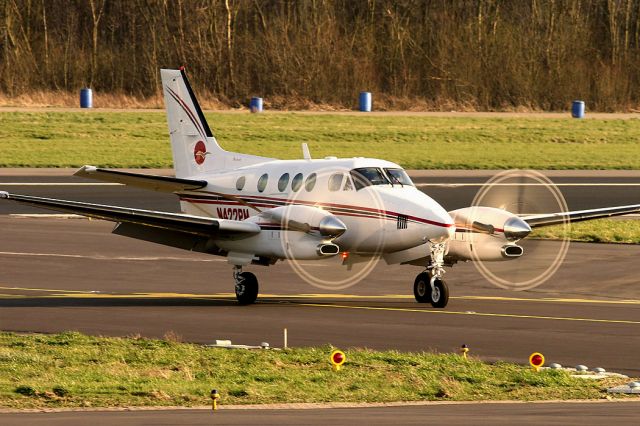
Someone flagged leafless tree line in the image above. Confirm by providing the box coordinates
[1,0,640,110]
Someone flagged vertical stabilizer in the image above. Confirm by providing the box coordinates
[161,68,225,178]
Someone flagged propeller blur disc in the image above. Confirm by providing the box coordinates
[469,170,570,291]
[282,166,384,290]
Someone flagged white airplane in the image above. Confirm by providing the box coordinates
[2,68,640,308]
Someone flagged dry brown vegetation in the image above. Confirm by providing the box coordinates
[2,0,640,111]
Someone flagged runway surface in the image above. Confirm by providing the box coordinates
[2,170,640,214]
[1,216,639,376]
[1,170,639,423]
[3,401,640,425]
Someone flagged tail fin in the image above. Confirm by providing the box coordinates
[161,68,225,178]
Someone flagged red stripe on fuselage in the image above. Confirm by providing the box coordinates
[179,193,453,228]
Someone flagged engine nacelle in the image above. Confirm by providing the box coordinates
[258,205,347,238]
[446,206,529,262]
[217,206,346,261]
[447,234,523,261]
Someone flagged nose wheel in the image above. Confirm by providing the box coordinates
[414,272,449,308]
[233,266,259,305]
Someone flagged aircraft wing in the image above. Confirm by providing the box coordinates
[74,165,207,193]
[522,204,640,228]
[0,192,259,238]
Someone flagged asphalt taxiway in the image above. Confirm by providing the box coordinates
[0,215,639,375]
[3,401,640,425]
[1,170,639,423]
[2,169,640,214]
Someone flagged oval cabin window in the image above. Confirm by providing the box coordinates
[236,176,246,191]
[305,173,317,191]
[257,174,269,193]
[291,173,303,191]
[278,173,290,192]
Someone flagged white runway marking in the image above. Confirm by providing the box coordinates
[9,214,86,219]
[0,183,121,186]
[417,183,640,187]
[1,182,638,187]
[0,251,224,262]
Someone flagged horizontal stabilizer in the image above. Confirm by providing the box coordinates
[75,166,207,193]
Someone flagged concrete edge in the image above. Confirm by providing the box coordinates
[0,168,174,177]
[1,398,639,414]
[2,168,640,178]
[2,107,640,118]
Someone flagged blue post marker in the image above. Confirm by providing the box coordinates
[80,88,93,108]
[359,92,372,112]
[571,100,585,118]
[250,97,263,113]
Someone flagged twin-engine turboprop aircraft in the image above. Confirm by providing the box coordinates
[2,68,640,308]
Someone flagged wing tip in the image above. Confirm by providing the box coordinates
[75,165,98,176]
[0,191,9,199]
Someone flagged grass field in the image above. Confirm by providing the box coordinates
[0,331,629,409]
[1,112,640,169]
[530,219,640,244]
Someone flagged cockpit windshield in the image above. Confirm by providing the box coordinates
[350,167,390,190]
[384,168,414,186]
[350,167,413,190]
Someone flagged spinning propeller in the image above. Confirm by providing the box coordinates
[282,166,384,291]
[466,170,570,291]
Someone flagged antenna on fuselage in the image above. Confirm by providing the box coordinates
[302,143,312,160]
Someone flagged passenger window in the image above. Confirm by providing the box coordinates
[305,173,317,191]
[236,176,246,191]
[257,173,268,192]
[291,173,303,191]
[278,173,290,192]
[328,173,344,192]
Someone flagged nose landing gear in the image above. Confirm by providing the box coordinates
[233,265,259,305]
[414,242,450,308]
[414,272,449,308]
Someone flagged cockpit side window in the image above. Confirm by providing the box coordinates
[384,168,414,186]
[328,173,344,192]
[350,167,390,190]
[343,176,353,191]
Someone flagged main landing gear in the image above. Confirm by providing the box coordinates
[413,241,449,308]
[233,266,259,305]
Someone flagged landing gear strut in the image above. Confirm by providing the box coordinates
[413,242,449,308]
[233,266,259,305]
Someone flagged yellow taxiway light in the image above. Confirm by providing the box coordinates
[211,389,220,410]
[330,350,346,371]
[529,352,545,372]
[460,344,469,359]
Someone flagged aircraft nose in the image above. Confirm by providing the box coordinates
[428,209,455,243]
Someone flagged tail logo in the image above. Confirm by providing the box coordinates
[194,140,208,165]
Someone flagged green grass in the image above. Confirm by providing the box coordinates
[531,219,640,244]
[1,112,640,169]
[0,331,630,409]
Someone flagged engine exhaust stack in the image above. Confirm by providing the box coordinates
[317,243,340,256]
[501,245,524,258]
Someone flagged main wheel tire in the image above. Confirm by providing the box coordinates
[429,278,449,308]
[413,272,431,303]
[235,272,259,305]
